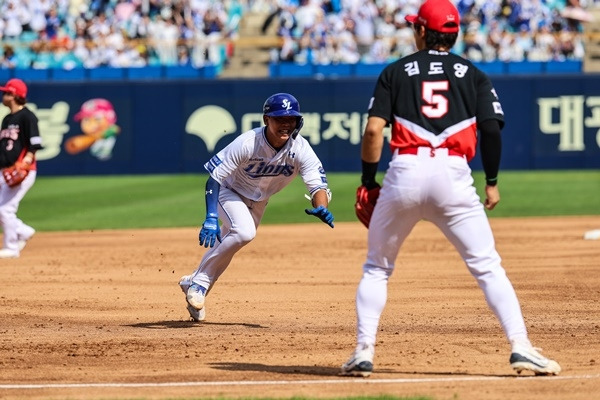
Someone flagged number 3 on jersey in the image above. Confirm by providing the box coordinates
[422,81,449,118]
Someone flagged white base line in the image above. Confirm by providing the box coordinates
[1,374,599,390]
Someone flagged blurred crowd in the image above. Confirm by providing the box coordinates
[0,0,245,70]
[265,0,595,65]
[0,0,596,73]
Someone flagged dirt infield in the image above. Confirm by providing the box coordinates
[1,216,599,400]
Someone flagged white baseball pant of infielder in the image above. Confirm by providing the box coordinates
[0,171,37,253]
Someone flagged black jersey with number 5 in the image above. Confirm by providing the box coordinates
[368,49,505,161]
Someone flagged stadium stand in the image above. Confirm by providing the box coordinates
[0,0,596,80]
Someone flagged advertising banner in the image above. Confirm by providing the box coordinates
[4,75,597,176]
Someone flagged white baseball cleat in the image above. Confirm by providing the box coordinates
[340,343,375,377]
[185,303,206,322]
[510,342,561,376]
[18,227,35,251]
[186,283,207,310]
[0,248,19,259]
[178,275,191,294]
[179,276,207,321]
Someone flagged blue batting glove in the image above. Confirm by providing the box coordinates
[199,215,221,248]
[305,205,334,228]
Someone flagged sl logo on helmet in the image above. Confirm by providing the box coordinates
[282,99,292,110]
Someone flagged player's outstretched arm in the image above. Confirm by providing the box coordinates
[199,176,222,247]
[305,188,334,228]
[305,205,334,228]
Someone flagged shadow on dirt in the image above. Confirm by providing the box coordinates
[210,362,518,378]
[125,321,267,329]
[386,370,519,378]
[210,362,340,376]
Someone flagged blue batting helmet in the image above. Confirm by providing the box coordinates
[263,93,302,117]
[263,93,304,138]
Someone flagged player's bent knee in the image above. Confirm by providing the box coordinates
[232,227,256,245]
[467,260,507,282]
[464,252,502,275]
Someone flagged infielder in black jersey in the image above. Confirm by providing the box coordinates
[341,0,560,377]
[0,79,43,259]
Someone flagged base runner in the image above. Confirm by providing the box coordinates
[179,93,334,322]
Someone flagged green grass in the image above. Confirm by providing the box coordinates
[481,170,600,217]
[17,170,600,232]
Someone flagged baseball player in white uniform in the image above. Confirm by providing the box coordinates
[179,93,334,322]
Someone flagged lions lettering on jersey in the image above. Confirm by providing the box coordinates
[202,127,327,203]
[244,161,294,178]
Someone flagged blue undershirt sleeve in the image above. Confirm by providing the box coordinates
[205,176,221,217]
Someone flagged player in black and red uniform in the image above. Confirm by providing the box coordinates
[0,79,43,258]
[340,0,561,377]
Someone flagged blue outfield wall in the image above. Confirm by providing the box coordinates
[8,74,599,176]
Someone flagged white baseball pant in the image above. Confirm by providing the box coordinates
[0,171,37,252]
[356,147,529,346]
[190,186,268,292]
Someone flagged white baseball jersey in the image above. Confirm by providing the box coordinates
[204,127,328,202]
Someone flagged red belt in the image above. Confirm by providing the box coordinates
[396,147,464,157]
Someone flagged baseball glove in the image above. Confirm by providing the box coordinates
[355,184,380,228]
[2,162,30,188]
